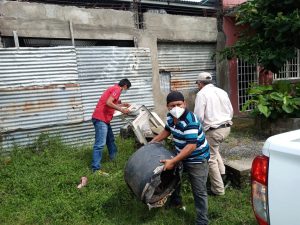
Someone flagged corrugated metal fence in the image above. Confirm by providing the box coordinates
[0,46,154,152]
[158,43,216,91]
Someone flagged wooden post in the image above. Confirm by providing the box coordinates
[0,36,3,48]
[69,20,75,46]
[13,31,19,48]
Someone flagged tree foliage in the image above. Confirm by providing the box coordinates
[221,0,300,73]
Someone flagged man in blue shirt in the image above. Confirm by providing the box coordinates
[151,91,210,225]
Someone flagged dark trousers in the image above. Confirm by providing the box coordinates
[170,161,209,225]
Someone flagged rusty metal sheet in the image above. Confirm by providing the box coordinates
[0,47,84,135]
[0,47,78,88]
[76,47,154,121]
[0,46,154,151]
[0,118,127,151]
[157,43,216,91]
[170,71,217,90]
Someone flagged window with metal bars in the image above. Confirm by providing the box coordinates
[237,59,258,112]
[274,49,300,81]
[237,50,300,112]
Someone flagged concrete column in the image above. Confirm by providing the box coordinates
[216,31,230,93]
[136,32,166,120]
[0,36,3,48]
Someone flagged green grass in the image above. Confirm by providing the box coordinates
[0,134,256,225]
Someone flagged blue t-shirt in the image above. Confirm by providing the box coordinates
[165,109,210,163]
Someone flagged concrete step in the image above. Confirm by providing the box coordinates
[225,158,254,188]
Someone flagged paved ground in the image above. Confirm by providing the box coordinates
[221,131,265,164]
[222,116,266,160]
[219,117,267,186]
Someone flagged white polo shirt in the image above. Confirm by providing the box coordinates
[194,84,233,131]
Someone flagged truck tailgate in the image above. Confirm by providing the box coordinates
[263,130,300,225]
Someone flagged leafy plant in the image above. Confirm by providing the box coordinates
[242,81,300,119]
[220,0,300,73]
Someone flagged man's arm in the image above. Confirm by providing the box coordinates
[117,100,131,108]
[120,102,131,107]
[151,129,171,143]
[106,96,129,114]
[160,143,196,171]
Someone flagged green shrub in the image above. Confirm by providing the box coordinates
[242,80,300,120]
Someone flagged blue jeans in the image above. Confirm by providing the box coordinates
[91,118,117,172]
[170,161,209,225]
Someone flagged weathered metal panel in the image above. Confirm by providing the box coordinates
[0,46,154,151]
[157,43,216,91]
[170,71,200,90]
[76,47,154,122]
[23,38,98,47]
[0,47,78,87]
[0,121,93,151]
[0,118,126,151]
[158,43,216,71]
[0,47,83,135]
[159,71,171,94]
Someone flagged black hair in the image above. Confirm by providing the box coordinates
[166,91,184,104]
[118,78,131,89]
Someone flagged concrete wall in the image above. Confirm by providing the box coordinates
[0,1,219,119]
[140,13,217,118]
[0,1,135,40]
[223,16,243,114]
[216,31,230,94]
[144,13,217,42]
[222,1,249,114]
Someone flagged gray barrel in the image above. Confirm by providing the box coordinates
[124,143,181,206]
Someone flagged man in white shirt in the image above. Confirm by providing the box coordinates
[194,72,233,196]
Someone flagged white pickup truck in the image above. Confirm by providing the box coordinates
[251,129,300,225]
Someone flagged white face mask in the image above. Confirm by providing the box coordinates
[122,89,128,94]
[169,106,185,119]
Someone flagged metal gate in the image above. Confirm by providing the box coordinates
[237,50,300,112]
[274,49,300,80]
[237,59,258,112]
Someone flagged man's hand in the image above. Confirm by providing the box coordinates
[160,159,176,171]
[149,140,160,144]
[149,129,170,144]
[122,103,131,108]
[121,108,130,114]
[149,137,160,144]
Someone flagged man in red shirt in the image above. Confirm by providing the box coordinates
[91,78,131,175]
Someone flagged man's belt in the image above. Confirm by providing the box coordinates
[208,123,231,131]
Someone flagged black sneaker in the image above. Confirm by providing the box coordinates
[221,174,227,183]
[206,189,216,196]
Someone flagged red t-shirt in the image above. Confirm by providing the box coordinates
[92,84,121,124]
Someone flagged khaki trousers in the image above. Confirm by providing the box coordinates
[205,127,230,195]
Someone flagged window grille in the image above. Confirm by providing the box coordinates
[237,59,258,111]
[274,49,300,80]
